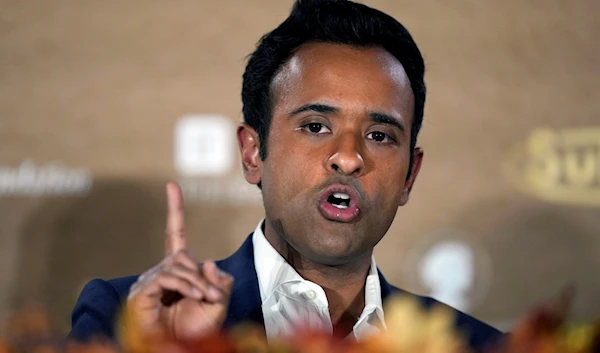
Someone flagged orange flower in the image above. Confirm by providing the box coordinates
[367,296,468,353]
[0,337,13,353]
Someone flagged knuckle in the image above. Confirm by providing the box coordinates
[157,266,175,278]
[166,229,186,240]
[136,268,157,285]
[139,268,155,280]
[191,275,208,289]
[175,249,195,262]
[172,250,187,261]
[161,253,177,264]
[127,289,139,301]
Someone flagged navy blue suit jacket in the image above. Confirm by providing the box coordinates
[69,234,504,351]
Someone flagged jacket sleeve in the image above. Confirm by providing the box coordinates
[68,278,123,342]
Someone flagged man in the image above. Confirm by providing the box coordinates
[69,0,504,350]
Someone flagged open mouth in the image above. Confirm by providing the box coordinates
[318,184,361,222]
[327,192,351,209]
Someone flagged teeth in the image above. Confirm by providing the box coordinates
[333,192,350,200]
[332,203,349,209]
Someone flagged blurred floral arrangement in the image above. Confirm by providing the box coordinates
[2,290,600,353]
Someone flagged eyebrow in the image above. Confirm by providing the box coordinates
[369,112,406,133]
[289,103,406,133]
[290,103,339,116]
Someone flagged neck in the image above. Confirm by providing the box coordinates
[263,220,373,334]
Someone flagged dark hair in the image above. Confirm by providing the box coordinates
[242,0,426,178]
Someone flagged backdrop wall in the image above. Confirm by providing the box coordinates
[1,0,599,332]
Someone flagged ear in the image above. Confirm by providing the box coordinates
[237,123,262,185]
[399,147,424,206]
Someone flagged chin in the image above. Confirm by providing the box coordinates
[310,253,356,266]
[306,242,361,265]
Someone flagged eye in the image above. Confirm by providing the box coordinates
[367,131,394,144]
[302,122,331,134]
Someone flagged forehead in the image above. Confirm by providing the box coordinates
[271,42,414,115]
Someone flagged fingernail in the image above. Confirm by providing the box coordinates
[208,286,221,299]
[218,269,231,279]
[203,261,214,271]
[192,288,202,298]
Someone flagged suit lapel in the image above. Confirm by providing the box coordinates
[378,269,401,302]
[217,234,264,330]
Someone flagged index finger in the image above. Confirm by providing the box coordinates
[165,182,186,256]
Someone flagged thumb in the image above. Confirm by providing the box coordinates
[202,261,234,303]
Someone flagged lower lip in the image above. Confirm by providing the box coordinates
[318,200,361,223]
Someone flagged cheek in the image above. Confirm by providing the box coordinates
[263,135,321,199]
[370,155,410,203]
[268,130,325,177]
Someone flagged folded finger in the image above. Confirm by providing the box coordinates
[161,263,213,299]
[201,261,234,303]
[133,271,201,302]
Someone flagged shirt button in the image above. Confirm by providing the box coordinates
[303,290,317,300]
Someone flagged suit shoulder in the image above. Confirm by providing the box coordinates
[386,286,504,352]
[452,306,505,351]
[422,296,505,351]
[68,275,139,342]
[105,275,140,301]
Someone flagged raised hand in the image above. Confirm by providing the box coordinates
[126,182,234,340]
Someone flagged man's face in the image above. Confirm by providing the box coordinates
[239,42,423,265]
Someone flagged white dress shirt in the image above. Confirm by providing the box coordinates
[252,220,386,341]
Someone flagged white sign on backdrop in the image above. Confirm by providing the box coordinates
[173,113,262,205]
[174,114,236,177]
[0,160,92,196]
[403,229,493,314]
[418,240,475,312]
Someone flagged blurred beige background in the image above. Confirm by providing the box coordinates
[1,0,599,332]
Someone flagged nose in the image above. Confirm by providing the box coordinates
[326,132,365,177]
